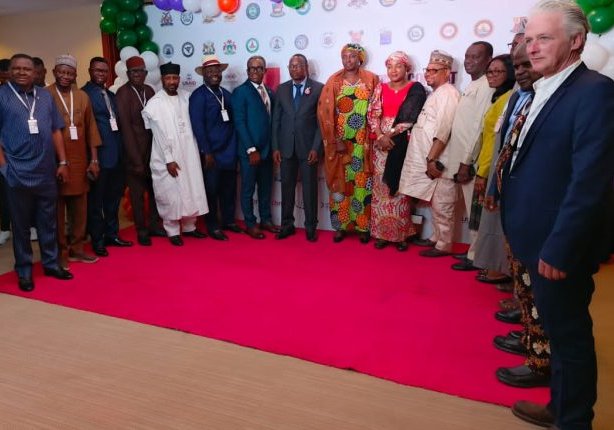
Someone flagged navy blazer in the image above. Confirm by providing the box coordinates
[501,63,614,274]
[232,79,274,160]
[271,78,324,160]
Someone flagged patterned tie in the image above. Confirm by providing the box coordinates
[258,85,270,114]
[495,93,533,193]
[293,83,302,110]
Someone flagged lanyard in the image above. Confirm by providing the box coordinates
[101,89,116,119]
[131,85,147,108]
[205,85,225,110]
[55,86,74,127]
[8,82,36,120]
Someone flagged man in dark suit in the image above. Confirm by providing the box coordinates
[272,54,323,242]
[501,2,614,429]
[232,55,279,239]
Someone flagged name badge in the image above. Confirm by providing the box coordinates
[221,109,230,122]
[109,117,119,131]
[28,119,39,135]
[69,125,78,140]
[494,115,504,133]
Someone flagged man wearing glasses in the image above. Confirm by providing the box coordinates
[399,50,460,256]
[232,56,279,239]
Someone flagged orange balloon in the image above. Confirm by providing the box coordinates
[218,0,239,14]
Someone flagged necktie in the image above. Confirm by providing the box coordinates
[293,83,302,110]
[101,89,115,118]
[495,94,533,193]
[258,85,270,114]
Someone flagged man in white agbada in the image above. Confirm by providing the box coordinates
[399,50,460,255]
[142,62,208,246]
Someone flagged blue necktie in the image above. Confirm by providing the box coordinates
[293,83,302,110]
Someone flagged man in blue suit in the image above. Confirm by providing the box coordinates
[232,56,279,239]
[501,2,614,429]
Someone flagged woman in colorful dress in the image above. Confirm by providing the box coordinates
[318,43,379,243]
[367,51,426,251]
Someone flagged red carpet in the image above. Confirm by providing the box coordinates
[0,227,548,407]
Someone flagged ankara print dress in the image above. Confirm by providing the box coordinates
[329,81,372,233]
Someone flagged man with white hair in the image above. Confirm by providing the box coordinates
[501,1,614,429]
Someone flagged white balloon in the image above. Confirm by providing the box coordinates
[145,68,161,86]
[119,46,140,63]
[598,56,614,80]
[114,61,127,81]
[200,0,220,19]
[114,76,127,87]
[581,40,609,72]
[598,30,614,56]
[183,0,201,12]
[141,51,160,71]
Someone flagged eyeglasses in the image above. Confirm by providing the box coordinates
[424,67,445,74]
[248,66,265,72]
[486,69,506,76]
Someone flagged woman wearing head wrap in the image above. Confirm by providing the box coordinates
[367,51,426,251]
[317,43,379,243]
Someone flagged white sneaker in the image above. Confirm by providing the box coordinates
[0,230,10,245]
[30,227,38,241]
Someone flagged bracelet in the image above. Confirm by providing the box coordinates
[58,160,69,166]
[90,159,99,164]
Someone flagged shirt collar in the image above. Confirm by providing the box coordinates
[532,60,581,93]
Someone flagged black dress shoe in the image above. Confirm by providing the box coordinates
[453,252,468,260]
[43,267,74,280]
[451,258,479,271]
[495,308,522,324]
[359,232,370,244]
[306,228,317,242]
[374,239,388,249]
[222,223,243,233]
[476,273,513,284]
[246,226,265,239]
[209,229,229,241]
[137,234,152,246]
[148,228,167,237]
[412,238,436,247]
[183,230,207,239]
[105,237,133,247]
[509,330,523,339]
[493,334,527,355]
[276,226,296,240]
[496,365,550,388]
[396,240,409,252]
[512,401,554,427]
[496,282,514,293]
[169,235,184,246]
[260,222,280,233]
[93,245,109,257]
[419,248,451,257]
[333,230,345,243]
[18,277,34,292]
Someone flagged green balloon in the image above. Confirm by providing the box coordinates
[100,17,117,34]
[100,0,119,19]
[139,41,159,55]
[135,25,153,43]
[134,10,148,26]
[116,29,138,49]
[283,0,305,7]
[588,6,614,33]
[116,11,136,30]
[588,0,614,7]
[117,0,140,11]
[577,0,595,14]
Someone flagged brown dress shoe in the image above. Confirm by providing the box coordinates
[512,401,554,427]
[260,222,280,233]
[246,226,265,239]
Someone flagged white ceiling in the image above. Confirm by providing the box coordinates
[0,0,102,17]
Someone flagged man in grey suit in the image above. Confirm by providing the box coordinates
[272,54,323,242]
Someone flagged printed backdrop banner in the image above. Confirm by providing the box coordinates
[146,0,535,235]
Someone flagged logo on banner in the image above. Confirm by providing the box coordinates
[321,32,336,48]
[379,0,396,6]
[440,22,458,40]
[223,40,237,55]
[162,44,174,59]
[246,2,260,19]
[246,38,259,53]
[349,30,364,44]
[296,1,311,14]
[474,19,493,37]
[182,73,198,90]
[407,25,425,42]
[270,36,284,52]
[271,2,285,17]
[322,0,337,11]
[203,41,215,55]
[160,11,173,26]
[295,34,309,50]
[181,42,195,57]
[348,0,368,8]
[180,11,193,25]
[380,29,392,45]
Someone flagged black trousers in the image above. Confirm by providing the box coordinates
[87,167,125,247]
[203,165,237,232]
[280,155,318,230]
[126,170,160,236]
[0,174,11,231]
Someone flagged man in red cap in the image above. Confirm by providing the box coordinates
[115,56,164,246]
